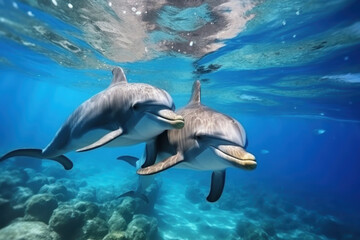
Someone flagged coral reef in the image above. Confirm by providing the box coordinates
[116,197,137,223]
[77,187,97,202]
[1,165,359,240]
[39,183,76,201]
[108,211,128,232]
[75,201,100,220]
[0,165,162,240]
[25,194,58,223]
[27,175,49,193]
[0,169,28,199]
[102,231,128,240]
[0,221,60,240]
[82,217,109,240]
[0,198,21,228]
[126,214,158,240]
[11,186,33,206]
[49,205,85,239]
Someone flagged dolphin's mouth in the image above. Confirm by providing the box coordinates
[212,145,256,170]
[148,109,185,129]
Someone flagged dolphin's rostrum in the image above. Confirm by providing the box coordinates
[0,67,185,169]
[126,80,256,202]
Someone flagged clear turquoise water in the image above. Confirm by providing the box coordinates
[0,0,360,239]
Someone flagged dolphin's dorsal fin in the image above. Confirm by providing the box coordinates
[189,80,201,104]
[111,67,127,86]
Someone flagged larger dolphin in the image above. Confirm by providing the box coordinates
[130,80,256,202]
[0,67,184,170]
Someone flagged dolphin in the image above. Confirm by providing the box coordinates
[0,67,185,170]
[120,80,256,202]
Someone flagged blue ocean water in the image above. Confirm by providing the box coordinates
[0,0,360,239]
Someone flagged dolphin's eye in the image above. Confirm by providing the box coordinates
[132,103,140,110]
[194,135,201,140]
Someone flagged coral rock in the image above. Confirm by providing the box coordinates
[39,183,75,201]
[117,197,136,223]
[0,198,21,228]
[49,205,85,238]
[126,214,158,240]
[102,231,128,240]
[77,188,97,202]
[27,175,49,193]
[0,221,60,240]
[75,201,99,220]
[108,211,128,232]
[11,186,33,205]
[0,169,29,198]
[82,217,109,239]
[25,194,58,223]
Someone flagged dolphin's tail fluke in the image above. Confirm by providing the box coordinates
[0,148,73,170]
[117,190,149,203]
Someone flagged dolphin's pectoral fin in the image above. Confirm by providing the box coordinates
[141,141,157,168]
[117,155,139,167]
[137,152,183,175]
[0,148,73,170]
[206,170,226,202]
[77,128,123,152]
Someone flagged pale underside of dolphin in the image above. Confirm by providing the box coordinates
[0,67,185,169]
[119,80,256,202]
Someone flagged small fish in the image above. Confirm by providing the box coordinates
[314,129,326,135]
[260,149,269,154]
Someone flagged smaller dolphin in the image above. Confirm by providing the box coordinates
[119,80,256,202]
[0,67,184,169]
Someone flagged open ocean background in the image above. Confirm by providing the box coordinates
[0,0,360,239]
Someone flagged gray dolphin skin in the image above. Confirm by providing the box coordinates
[0,67,185,170]
[132,80,256,202]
